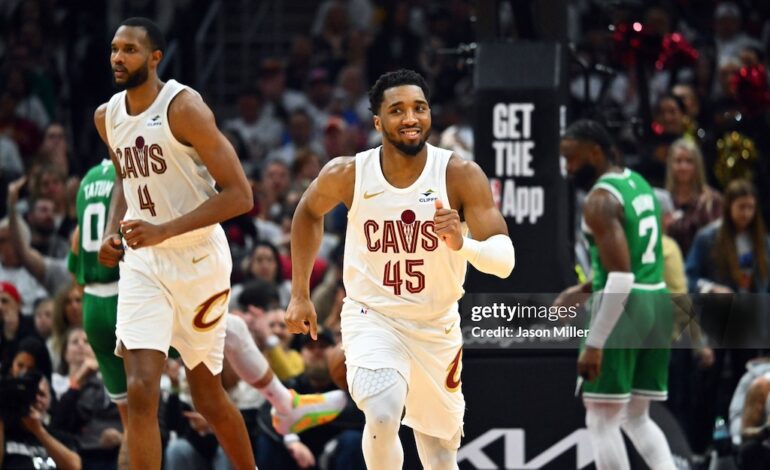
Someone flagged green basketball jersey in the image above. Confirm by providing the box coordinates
[68,160,120,285]
[584,169,665,291]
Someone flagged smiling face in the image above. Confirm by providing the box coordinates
[110,25,160,90]
[374,85,431,157]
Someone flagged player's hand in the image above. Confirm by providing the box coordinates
[98,233,124,267]
[433,199,463,250]
[99,428,123,448]
[709,284,733,294]
[285,296,318,340]
[7,176,26,209]
[577,346,603,381]
[553,284,588,308]
[21,407,44,435]
[697,346,715,368]
[286,440,316,468]
[120,219,170,249]
[183,411,212,435]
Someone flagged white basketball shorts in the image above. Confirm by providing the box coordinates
[116,225,231,374]
[341,299,465,443]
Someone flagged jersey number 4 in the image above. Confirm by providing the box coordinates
[639,215,659,264]
[383,260,425,295]
[138,184,157,216]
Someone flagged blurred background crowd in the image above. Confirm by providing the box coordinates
[1,0,770,469]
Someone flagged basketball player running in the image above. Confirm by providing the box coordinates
[558,119,676,470]
[70,161,345,469]
[95,17,254,469]
[284,69,515,470]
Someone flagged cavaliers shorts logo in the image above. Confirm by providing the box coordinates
[193,288,230,331]
[445,347,463,392]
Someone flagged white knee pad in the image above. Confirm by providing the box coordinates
[351,367,406,437]
[349,367,404,404]
[224,314,269,384]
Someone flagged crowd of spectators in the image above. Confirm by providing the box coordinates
[1,0,770,468]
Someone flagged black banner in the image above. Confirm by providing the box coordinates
[469,42,575,294]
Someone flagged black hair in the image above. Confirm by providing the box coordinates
[368,69,430,115]
[119,17,166,53]
[563,119,615,159]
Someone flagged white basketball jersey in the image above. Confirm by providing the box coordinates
[105,80,217,227]
[344,144,467,321]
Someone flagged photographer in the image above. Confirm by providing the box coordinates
[0,371,81,469]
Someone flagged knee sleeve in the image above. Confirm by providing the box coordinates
[351,367,406,437]
[224,314,269,384]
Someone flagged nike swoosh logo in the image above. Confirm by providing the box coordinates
[363,190,385,199]
[444,322,455,334]
[192,254,210,264]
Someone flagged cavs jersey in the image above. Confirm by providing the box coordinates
[104,79,217,227]
[343,144,467,320]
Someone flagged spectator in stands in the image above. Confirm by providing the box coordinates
[290,149,324,197]
[285,35,315,92]
[0,282,39,372]
[728,356,770,469]
[0,89,41,161]
[257,58,314,127]
[267,108,325,166]
[51,326,123,468]
[686,179,770,452]
[26,196,69,258]
[6,177,72,304]
[259,159,293,223]
[49,284,83,372]
[665,139,723,255]
[0,217,48,315]
[257,329,364,470]
[0,371,81,470]
[4,67,49,131]
[33,297,53,341]
[28,166,76,238]
[312,1,352,81]
[163,356,231,470]
[224,87,284,168]
[336,64,371,127]
[36,123,70,175]
[238,241,292,308]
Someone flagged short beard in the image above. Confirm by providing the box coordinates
[572,164,599,191]
[113,61,149,91]
[383,127,430,157]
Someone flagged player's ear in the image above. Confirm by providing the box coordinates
[373,115,381,132]
[150,50,163,69]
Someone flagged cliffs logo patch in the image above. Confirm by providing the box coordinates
[146,115,162,128]
[419,188,438,204]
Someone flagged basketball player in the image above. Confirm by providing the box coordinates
[557,119,676,470]
[283,69,516,470]
[71,161,345,467]
[95,17,254,469]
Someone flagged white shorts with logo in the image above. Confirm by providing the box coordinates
[340,299,464,443]
[116,225,231,374]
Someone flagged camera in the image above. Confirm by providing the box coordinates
[0,371,42,423]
